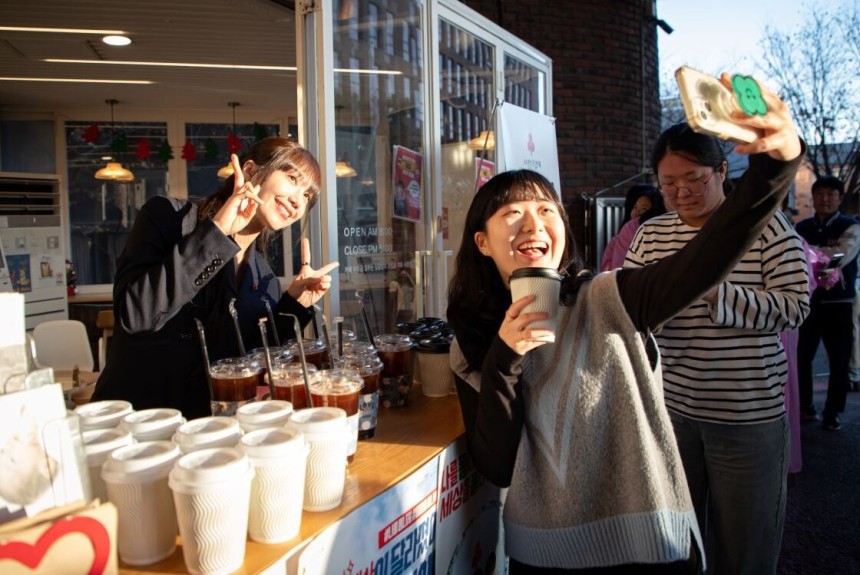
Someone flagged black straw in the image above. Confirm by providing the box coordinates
[228,298,246,356]
[262,298,280,347]
[281,313,313,404]
[258,318,276,399]
[194,318,214,400]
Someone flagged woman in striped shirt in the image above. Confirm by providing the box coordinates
[624,123,810,575]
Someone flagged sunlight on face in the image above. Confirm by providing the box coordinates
[474,197,566,286]
[254,169,312,231]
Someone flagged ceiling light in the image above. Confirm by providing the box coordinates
[0,77,152,84]
[468,130,495,150]
[95,99,135,182]
[95,162,134,181]
[335,161,357,178]
[46,58,297,71]
[217,102,241,179]
[102,35,132,46]
[0,26,126,35]
[44,59,403,75]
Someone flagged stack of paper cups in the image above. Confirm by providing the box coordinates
[287,407,349,511]
[169,447,255,575]
[75,400,134,431]
[234,400,294,433]
[172,416,243,454]
[239,427,308,543]
[101,441,182,565]
[82,427,135,502]
[120,408,185,442]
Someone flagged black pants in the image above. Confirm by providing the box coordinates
[509,558,694,575]
[798,300,853,417]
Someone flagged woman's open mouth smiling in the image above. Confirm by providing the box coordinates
[517,240,549,259]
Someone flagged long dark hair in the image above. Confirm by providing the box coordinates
[447,169,581,371]
[197,137,321,257]
[622,184,663,225]
[651,123,731,195]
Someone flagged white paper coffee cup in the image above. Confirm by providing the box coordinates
[120,408,185,442]
[75,400,134,431]
[172,416,243,454]
[83,427,135,503]
[286,407,348,512]
[234,400,294,433]
[509,267,562,340]
[169,447,255,575]
[101,441,181,565]
[240,427,308,543]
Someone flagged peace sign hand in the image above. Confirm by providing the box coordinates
[286,237,340,308]
[212,154,264,237]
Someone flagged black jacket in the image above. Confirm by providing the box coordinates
[92,196,312,419]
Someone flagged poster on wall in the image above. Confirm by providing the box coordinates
[392,145,423,222]
[435,435,505,575]
[498,103,560,194]
[298,457,438,574]
[6,254,32,293]
[475,158,495,191]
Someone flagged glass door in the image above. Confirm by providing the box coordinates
[330,0,427,337]
[433,2,551,307]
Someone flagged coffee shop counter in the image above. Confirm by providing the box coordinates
[120,388,466,574]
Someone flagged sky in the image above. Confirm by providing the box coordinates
[657,0,808,89]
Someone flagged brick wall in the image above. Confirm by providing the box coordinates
[459,0,662,266]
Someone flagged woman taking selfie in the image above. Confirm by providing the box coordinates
[447,75,803,573]
[93,137,338,419]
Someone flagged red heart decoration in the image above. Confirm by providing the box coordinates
[0,515,110,575]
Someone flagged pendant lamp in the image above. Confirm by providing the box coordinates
[467,129,495,150]
[95,99,135,182]
[335,160,357,178]
[217,102,240,179]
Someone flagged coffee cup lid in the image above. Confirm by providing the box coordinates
[416,337,451,353]
[75,400,134,430]
[509,267,562,282]
[173,416,242,451]
[83,427,135,461]
[374,333,415,352]
[169,447,253,491]
[235,400,294,428]
[240,427,305,460]
[120,408,184,438]
[287,407,346,434]
[101,440,181,484]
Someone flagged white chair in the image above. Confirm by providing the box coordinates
[32,319,94,372]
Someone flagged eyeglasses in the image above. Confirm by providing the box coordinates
[658,170,718,198]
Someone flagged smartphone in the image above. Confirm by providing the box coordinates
[824,253,845,269]
[675,66,763,144]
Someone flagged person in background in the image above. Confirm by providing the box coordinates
[839,190,860,390]
[93,137,338,419]
[600,184,665,271]
[624,122,809,575]
[795,176,860,429]
[448,75,803,574]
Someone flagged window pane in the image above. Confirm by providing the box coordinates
[65,121,168,285]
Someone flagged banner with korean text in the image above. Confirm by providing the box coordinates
[498,103,560,193]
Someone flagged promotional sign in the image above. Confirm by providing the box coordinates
[435,436,504,575]
[392,146,423,222]
[498,103,560,193]
[298,457,438,575]
[474,158,495,191]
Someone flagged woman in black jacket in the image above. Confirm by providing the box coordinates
[93,137,338,419]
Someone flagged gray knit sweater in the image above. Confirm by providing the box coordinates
[452,272,703,569]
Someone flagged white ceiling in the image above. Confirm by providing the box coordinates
[0,0,299,115]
